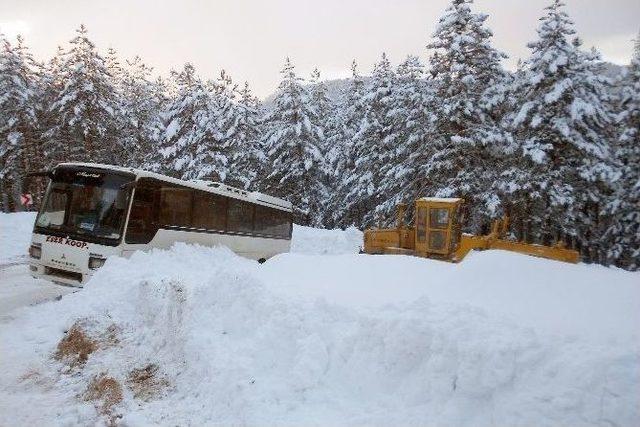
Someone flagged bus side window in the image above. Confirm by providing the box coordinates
[227,198,254,233]
[125,179,160,244]
[159,185,193,228]
[277,209,293,238]
[254,205,274,236]
[193,191,227,231]
[255,205,291,238]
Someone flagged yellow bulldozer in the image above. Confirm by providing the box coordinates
[363,197,580,264]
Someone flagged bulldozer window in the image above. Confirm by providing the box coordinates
[429,230,446,251]
[417,207,427,243]
[429,208,450,229]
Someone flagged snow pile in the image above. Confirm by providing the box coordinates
[290,224,363,254]
[1,242,639,426]
[0,212,36,263]
[262,251,640,340]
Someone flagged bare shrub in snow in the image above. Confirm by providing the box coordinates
[84,374,123,420]
[55,322,97,367]
[54,320,120,367]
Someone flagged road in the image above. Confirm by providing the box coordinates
[0,258,76,323]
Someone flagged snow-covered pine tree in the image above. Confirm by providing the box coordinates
[261,57,325,225]
[308,68,332,153]
[424,0,511,233]
[120,56,166,169]
[324,60,366,227]
[309,67,343,223]
[0,34,38,211]
[511,0,614,260]
[161,63,228,181]
[342,53,397,227]
[36,46,65,169]
[105,47,124,87]
[103,46,131,164]
[379,55,434,221]
[47,25,121,164]
[602,34,640,269]
[488,60,531,236]
[224,81,263,189]
[340,60,367,155]
[209,70,244,185]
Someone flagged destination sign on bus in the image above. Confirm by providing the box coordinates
[76,171,102,179]
[45,235,89,249]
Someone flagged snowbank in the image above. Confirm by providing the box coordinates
[263,250,640,341]
[290,224,363,254]
[0,212,36,263]
[1,241,638,426]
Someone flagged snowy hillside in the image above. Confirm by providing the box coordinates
[0,215,638,426]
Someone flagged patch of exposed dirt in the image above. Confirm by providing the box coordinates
[126,363,170,401]
[55,322,97,367]
[54,321,121,368]
[84,374,123,423]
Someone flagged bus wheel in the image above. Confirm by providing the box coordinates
[258,258,267,264]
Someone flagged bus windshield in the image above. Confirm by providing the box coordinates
[35,167,134,245]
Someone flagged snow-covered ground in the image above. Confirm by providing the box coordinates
[0,264,76,323]
[0,211,75,321]
[0,216,638,426]
[0,211,37,264]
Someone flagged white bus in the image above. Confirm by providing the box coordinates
[28,163,293,286]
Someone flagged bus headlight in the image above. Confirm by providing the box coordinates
[29,244,42,259]
[88,256,106,270]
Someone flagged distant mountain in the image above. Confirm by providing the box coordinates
[262,77,354,107]
[601,62,627,79]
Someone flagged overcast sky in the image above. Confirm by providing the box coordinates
[0,0,638,98]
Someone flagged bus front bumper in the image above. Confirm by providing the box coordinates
[29,263,89,287]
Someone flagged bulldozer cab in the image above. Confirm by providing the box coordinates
[414,198,463,258]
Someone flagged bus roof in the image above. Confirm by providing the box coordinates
[57,162,294,212]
